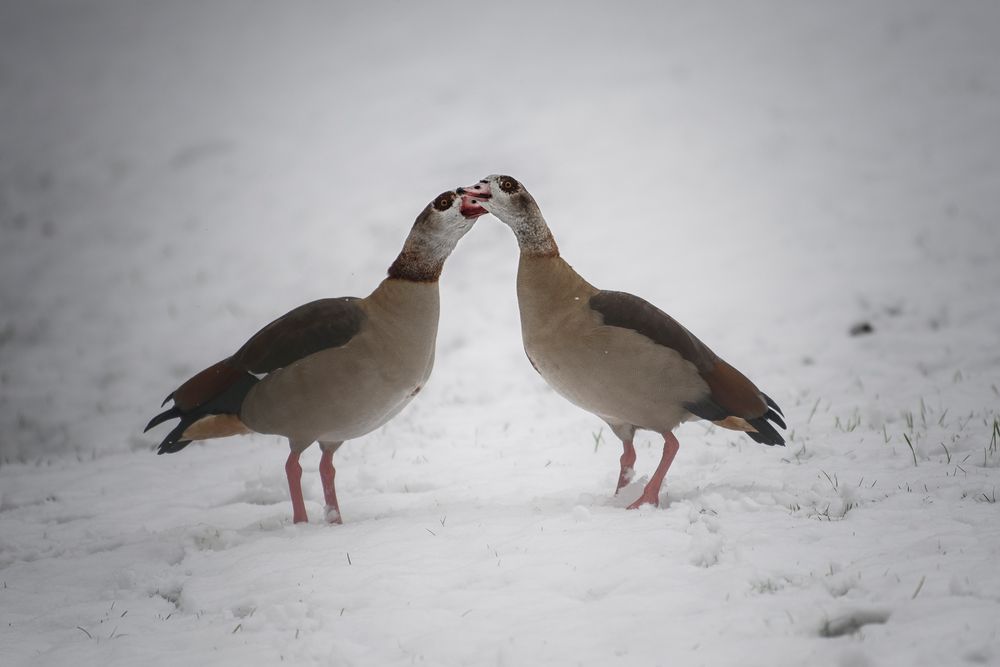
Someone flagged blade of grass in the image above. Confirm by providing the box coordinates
[903,433,918,467]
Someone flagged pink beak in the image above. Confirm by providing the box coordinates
[457,181,491,218]
[459,194,488,219]
[457,181,492,201]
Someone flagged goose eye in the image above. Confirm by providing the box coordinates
[499,178,517,193]
[433,194,453,211]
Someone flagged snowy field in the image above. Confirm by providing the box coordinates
[2,1,1000,665]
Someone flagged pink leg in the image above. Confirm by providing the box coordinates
[319,448,343,525]
[285,450,308,524]
[627,432,680,509]
[615,440,637,494]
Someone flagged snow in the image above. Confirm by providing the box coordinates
[2,1,1000,665]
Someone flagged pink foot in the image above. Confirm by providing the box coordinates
[627,487,661,509]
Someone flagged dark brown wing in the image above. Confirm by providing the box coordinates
[146,297,366,453]
[589,290,718,372]
[588,290,785,445]
[231,297,365,374]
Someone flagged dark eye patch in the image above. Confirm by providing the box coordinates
[498,176,520,194]
[433,191,456,211]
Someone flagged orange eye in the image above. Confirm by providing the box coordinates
[433,193,454,211]
[499,178,517,193]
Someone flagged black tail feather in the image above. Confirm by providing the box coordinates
[158,439,192,454]
[763,392,784,417]
[146,370,258,455]
[766,407,786,430]
[161,391,175,408]
[157,418,196,454]
[746,414,785,446]
[145,405,181,433]
[751,392,787,445]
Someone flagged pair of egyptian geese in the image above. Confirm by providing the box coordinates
[147,174,786,524]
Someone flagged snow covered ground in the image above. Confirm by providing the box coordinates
[2,1,1000,665]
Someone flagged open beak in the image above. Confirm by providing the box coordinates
[457,181,491,218]
[459,194,488,219]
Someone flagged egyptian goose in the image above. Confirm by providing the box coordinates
[457,175,785,508]
[145,191,487,523]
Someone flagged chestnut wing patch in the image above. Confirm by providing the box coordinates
[232,297,366,374]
